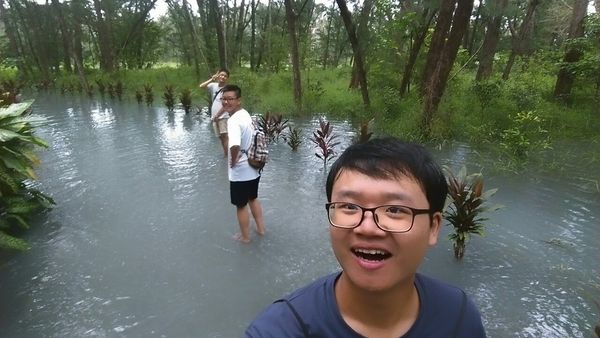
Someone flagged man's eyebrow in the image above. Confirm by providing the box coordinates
[335,189,414,202]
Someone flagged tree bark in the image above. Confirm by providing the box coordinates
[336,0,370,109]
[51,0,72,73]
[209,0,228,69]
[502,0,540,80]
[349,0,374,89]
[421,0,474,136]
[284,0,302,110]
[476,0,509,81]
[92,0,116,72]
[553,0,589,102]
[400,8,435,96]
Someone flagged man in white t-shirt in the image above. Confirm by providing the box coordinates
[221,84,266,243]
[199,68,230,157]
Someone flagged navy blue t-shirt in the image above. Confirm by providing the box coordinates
[245,272,486,337]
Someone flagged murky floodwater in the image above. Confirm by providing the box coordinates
[1,92,599,337]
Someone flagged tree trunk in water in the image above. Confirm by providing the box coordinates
[476,0,508,81]
[422,0,474,136]
[400,9,435,97]
[553,0,589,103]
[284,0,302,110]
[336,0,370,110]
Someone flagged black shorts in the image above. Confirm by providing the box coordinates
[230,177,260,208]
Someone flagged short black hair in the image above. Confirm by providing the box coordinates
[325,137,448,213]
[218,68,230,77]
[221,84,241,98]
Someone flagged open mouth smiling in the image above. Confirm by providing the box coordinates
[352,248,392,261]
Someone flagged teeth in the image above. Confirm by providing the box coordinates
[355,248,387,255]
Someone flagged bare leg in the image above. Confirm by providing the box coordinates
[248,198,265,235]
[220,134,228,157]
[235,206,251,243]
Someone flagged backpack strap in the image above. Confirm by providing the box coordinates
[212,87,223,102]
[451,290,468,338]
[273,298,310,337]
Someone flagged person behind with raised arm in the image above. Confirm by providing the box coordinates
[245,137,486,337]
[199,68,230,157]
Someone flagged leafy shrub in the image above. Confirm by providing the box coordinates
[499,110,552,162]
[180,89,192,113]
[443,166,501,260]
[0,101,54,251]
[284,125,302,151]
[311,119,340,169]
[163,85,175,111]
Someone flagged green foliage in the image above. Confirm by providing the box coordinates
[179,88,192,113]
[135,90,143,104]
[499,111,552,165]
[0,101,54,251]
[144,84,154,106]
[443,166,501,260]
[163,85,175,111]
[256,112,289,142]
[284,125,302,151]
[311,119,340,169]
[472,79,502,112]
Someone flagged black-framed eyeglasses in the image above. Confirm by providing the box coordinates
[325,202,431,233]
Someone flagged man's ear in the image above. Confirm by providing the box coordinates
[428,212,442,246]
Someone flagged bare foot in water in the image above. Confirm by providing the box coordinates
[233,233,250,243]
[255,226,265,236]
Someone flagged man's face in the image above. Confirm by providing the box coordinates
[221,91,241,112]
[329,170,441,292]
[217,71,229,85]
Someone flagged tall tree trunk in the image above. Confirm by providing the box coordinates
[51,0,72,73]
[421,0,474,136]
[336,0,370,110]
[284,0,302,110]
[349,0,374,89]
[553,0,589,102]
[400,9,435,97]
[502,0,540,80]
[250,0,256,70]
[183,0,202,79]
[476,0,508,81]
[420,0,455,95]
[209,0,227,68]
[321,1,336,69]
[92,0,115,72]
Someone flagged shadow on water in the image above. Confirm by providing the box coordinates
[0,92,599,337]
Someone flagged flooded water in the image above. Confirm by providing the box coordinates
[0,92,599,337]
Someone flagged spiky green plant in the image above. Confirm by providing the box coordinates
[284,125,302,151]
[311,119,339,169]
[0,101,55,251]
[107,83,115,99]
[164,85,175,111]
[135,90,143,104]
[443,166,501,260]
[115,81,124,101]
[96,80,106,96]
[179,89,192,113]
[257,112,289,142]
[144,84,154,106]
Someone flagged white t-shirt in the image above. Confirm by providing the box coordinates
[227,108,260,182]
[207,83,230,120]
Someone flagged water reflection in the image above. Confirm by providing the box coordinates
[0,93,598,338]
